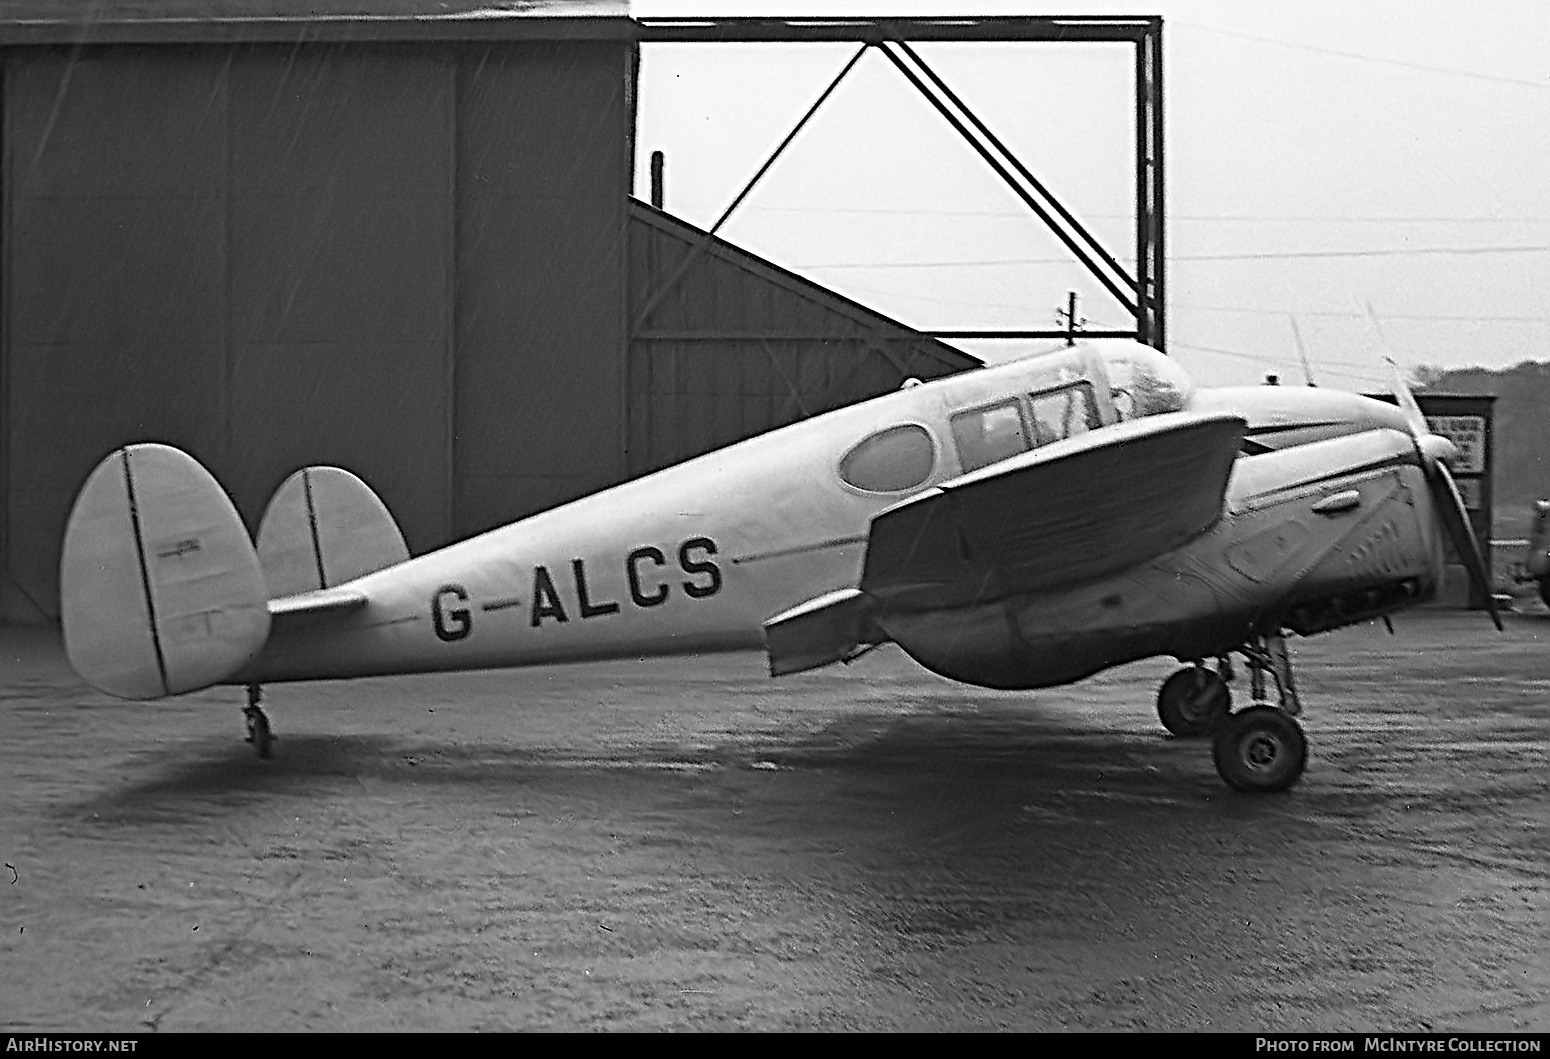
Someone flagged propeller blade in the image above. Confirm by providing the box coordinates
[1370,318,1500,629]
[1388,359,1429,437]
[1290,316,1316,387]
[1431,461,1503,631]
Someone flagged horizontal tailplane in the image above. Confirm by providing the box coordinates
[60,444,271,699]
[256,466,408,597]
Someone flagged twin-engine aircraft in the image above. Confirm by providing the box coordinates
[59,341,1497,792]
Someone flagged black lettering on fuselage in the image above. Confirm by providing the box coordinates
[522,536,723,630]
[678,537,722,599]
[626,546,669,607]
[572,558,620,618]
[432,584,472,641]
[530,566,569,626]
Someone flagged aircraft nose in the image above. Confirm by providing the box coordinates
[1419,433,1458,465]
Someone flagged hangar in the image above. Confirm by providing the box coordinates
[0,1,986,623]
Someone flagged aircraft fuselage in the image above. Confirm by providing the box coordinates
[246,349,1105,683]
[240,344,1426,689]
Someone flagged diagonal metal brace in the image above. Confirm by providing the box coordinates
[632,42,873,333]
[876,39,1139,317]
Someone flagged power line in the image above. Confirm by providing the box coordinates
[1292,364,1391,385]
[1179,246,1550,261]
[825,279,1046,314]
[744,278,1550,326]
[741,203,1550,224]
[1169,339,1269,364]
[1169,339,1389,385]
[799,245,1550,268]
[803,258,1098,269]
[1169,339,1382,375]
[1164,216,1550,225]
[1175,303,1550,323]
[1175,20,1550,90]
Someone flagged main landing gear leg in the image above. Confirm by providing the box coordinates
[1212,632,1307,792]
[243,684,273,760]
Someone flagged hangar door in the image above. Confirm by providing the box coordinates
[2,45,456,622]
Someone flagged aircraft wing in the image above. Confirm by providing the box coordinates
[861,411,1247,608]
[765,412,1246,675]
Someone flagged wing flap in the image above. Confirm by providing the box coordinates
[862,412,1247,606]
[763,588,879,677]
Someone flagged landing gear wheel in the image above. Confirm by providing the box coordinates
[1212,705,1307,792]
[1156,666,1232,737]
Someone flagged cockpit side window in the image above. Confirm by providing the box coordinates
[951,399,1032,473]
[1028,382,1101,445]
[838,424,937,493]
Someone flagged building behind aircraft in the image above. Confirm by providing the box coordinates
[0,2,977,625]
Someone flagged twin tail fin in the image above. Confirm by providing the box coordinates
[60,445,404,700]
[60,445,270,699]
[255,466,408,596]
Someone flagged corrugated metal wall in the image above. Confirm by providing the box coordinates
[1,40,631,622]
[626,203,977,477]
[454,42,630,535]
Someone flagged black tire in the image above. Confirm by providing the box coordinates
[1539,576,1550,611]
[1156,666,1232,737]
[1212,705,1307,792]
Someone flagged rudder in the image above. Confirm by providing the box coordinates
[60,445,271,699]
[255,467,408,597]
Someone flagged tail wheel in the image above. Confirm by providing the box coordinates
[1156,666,1231,737]
[244,705,273,760]
[252,713,272,760]
[1212,705,1307,792]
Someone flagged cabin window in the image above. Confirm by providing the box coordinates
[1028,382,1102,445]
[951,400,1032,473]
[838,424,937,493]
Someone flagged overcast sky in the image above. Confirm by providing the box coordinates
[631,0,1550,390]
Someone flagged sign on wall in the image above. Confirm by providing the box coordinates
[1424,415,1486,475]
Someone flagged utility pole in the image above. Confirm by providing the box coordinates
[649,150,666,209]
[1058,291,1085,346]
